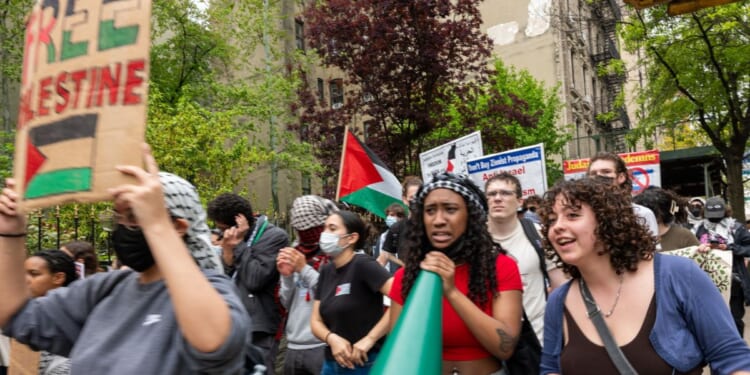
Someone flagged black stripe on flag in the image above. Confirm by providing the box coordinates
[29,114,98,147]
[350,131,389,170]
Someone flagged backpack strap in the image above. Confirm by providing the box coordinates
[519,218,550,298]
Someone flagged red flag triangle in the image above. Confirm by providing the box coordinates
[338,130,383,197]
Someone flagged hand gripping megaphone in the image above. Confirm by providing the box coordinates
[371,270,442,374]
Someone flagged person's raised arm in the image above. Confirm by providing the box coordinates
[109,144,232,353]
[0,179,30,326]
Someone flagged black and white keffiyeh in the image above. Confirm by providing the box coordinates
[290,195,339,231]
[415,172,487,218]
[159,172,223,272]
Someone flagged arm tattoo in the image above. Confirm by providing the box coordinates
[496,328,518,354]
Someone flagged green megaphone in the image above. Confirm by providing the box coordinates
[371,270,443,374]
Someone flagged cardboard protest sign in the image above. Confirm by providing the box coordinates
[13,0,151,210]
[419,131,483,182]
[9,339,39,375]
[563,150,661,194]
[466,143,547,197]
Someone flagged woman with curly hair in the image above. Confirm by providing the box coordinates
[388,172,522,375]
[539,178,750,374]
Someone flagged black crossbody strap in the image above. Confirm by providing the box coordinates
[519,218,550,296]
[579,279,637,375]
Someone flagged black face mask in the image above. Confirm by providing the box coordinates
[424,234,466,261]
[112,226,155,272]
[707,217,723,223]
[689,207,702,217]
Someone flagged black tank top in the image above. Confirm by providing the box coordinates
[560,295,702,374]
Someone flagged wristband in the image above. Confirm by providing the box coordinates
[324,331,333,344]
[0,232,26,238]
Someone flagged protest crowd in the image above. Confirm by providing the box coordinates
[0,147,749,375]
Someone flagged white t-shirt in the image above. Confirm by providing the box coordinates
[491,221,553,343]
[0,332,9,367]
[633,203,659,238]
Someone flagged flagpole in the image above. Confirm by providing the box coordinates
[335,126,350,202]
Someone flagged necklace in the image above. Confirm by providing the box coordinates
[580,273,624,318]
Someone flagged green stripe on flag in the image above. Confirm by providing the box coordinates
[25,168,92,199]
[340,187,402,219]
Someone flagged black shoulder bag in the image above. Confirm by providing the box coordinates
[503,310,542,375]
[579,278,637,374]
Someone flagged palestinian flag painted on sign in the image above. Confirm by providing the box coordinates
[337,129,402,219]
[24,114,97,199]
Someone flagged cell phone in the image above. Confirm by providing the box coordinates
[710,240,719,245]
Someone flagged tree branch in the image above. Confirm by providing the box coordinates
[691,13,741,134]
[637,11,702,108]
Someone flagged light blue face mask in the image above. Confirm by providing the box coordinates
[319,232,350,256]
[385,216,398,228]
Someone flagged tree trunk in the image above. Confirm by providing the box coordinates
[723,149,746,222]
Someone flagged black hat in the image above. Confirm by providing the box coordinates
[704,196,726,219]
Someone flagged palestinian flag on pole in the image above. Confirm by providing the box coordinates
[336,128,402,219]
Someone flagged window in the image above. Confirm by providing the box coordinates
[330,79,344,109]
[295,20,304,51]
[570,50,576,89]
[583,66,588,95]
[363,120,376,142]
[317,78,324,102]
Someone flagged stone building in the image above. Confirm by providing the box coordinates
[479,0,634,159]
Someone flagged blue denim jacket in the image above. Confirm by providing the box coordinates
[541,253,750,374]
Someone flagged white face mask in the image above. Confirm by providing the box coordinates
[385,216,398,228]
[319,232,349,256]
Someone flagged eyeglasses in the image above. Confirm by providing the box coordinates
[486,189,517,198]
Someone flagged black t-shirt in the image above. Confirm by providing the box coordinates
[316,254,391,359]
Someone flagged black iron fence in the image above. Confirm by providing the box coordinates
[25,206,114,264]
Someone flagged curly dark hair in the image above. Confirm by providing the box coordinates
[539,178,656,279]
[400,173,501,308]
[32,250,77,287]
[206,193,255,228]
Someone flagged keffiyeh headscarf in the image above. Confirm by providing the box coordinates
[159,172,223,272]
[290,195,339,231]
[415,172,488,219]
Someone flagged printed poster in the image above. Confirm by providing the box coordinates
[466,143,547,197]
[563,150,661,194]
[14,0,151,210]
[419,131,483,182]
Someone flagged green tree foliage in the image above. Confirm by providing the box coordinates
[432,59,569,184]
[0,1,316,253]
[147,0,319,203]
[299,0,493,184]
[0,0,34,179]
[621,3,750,220]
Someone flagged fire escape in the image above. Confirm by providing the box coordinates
[590,0,630,152]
